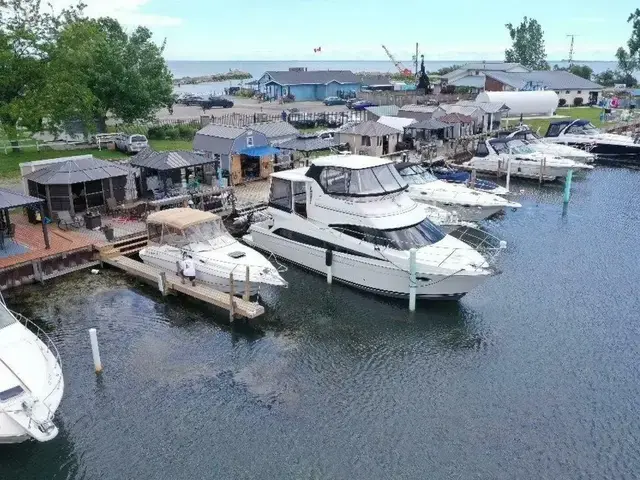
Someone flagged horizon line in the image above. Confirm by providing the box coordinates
[166,58,617,63]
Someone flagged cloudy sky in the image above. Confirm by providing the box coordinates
[49,0,637,61]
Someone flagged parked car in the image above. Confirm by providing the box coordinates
[350,100,377,111]
[323,96,346,106]
[201,96,234,109]
[345,98,359,109]
[115,134,148,154]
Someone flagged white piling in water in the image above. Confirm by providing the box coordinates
[229,273,235,322]
[409,248,417,312]
[89,328,102,374]
[325,249,333,284]
[243,266,251,301]
[505,158,512,192]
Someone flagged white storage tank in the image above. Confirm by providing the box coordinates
[476,91,559,116]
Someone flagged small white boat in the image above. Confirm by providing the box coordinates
[139,208,287,295]
[395,162,521,222]
[0,302,64,443]
[505,125,596,162]
[464,138,593,181]
[245,155,504,300]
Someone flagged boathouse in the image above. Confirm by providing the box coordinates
[257,69,361,101]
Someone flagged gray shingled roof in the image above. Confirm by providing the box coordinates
[341,120,402,136]
[439,113,474,124]
[485,70,603,90]
[456,100,510,113]
[441,104,481,116]
[443,62,528,80]
[262,70,360,86]
[399,104,444,113]
[365,105,400,117]
[196,124,247,139]
[246,121,300,140]
[405,118,449,130]
[131,150,213,171]
[0,188,43,209]
[277,136,337,152]
[24,157,129,185]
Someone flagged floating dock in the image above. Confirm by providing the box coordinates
[100,254,264,319]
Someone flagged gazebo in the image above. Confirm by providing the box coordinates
[131,149,215,197]
[24,157,131,216]
[0,188,49,250]
[277,136,338,166]
[405,118,451,141]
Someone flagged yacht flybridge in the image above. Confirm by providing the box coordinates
[0,301,63,443]
[139,208,286,295]
[463,138,593,181]
[544,119,640,159]
[504,125,595,162]
[244,155,503,300]
[394,162,521,222]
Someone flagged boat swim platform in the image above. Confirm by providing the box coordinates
[100,254,265,319]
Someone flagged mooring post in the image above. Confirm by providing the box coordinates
[89,328,102,374]
[243,266,250,301]
[470,169,477,188]
[563,169,573,204]
[229,272,235,322]
[505,158,512,192]
[158,271,168,296]
[409,248,417,312]
[325,249,333,284]
[539,157,545,184]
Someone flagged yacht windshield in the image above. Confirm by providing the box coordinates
[0,304,16,329]
[320,165,408,196]
[567,122,600,135]
[397,165,438,185]
[333,219,445,250]
[159,219,234,249]
[506,139,535,154]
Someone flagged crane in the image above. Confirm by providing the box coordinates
[381,45,413,77]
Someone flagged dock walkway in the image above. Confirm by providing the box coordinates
[101,255,264,319]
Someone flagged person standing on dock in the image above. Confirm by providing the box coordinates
[180,252,196,286]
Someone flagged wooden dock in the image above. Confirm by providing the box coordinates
[101,254,264,319]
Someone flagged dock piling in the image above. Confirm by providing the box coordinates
[563,169,573,204]
[89,328,102,374]
[158,271,168,296]
[409,248,417,312]
[325,249,333,284]
[229,273,235,322]
[243,266,250,301]
[505,159,512,192]
[470,169,477,188]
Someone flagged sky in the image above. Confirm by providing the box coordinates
[49,0,638,61]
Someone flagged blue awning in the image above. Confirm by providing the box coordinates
[239,145,280,156]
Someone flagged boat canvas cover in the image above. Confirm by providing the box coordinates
[146,208,220,230]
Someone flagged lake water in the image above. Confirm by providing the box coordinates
[2,167,640,479]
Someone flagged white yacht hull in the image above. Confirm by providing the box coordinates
[139,248,262,296]
[463,158,572,181]
[244,229,489,300]
[436,203,505,222]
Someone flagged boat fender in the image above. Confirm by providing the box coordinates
[325,249,333,267]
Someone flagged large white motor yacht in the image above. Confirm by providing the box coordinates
[505,125,596,162]
[0,302,64,443]
[244,155,501,300]
[139,208,286,295]
[463,138,593,181]
[394,162,521,222]
[543,119,640,159]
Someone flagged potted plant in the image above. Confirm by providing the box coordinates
[102,224,114,241]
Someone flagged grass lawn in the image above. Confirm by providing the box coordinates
[0,138,193,179]
[502,106,607,135]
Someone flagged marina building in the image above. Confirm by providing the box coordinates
[257,69,361,101]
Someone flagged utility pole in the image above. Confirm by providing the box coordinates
[566,34,578,67]
[415,43,419,77]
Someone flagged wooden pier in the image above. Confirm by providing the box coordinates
[100,254,264,319]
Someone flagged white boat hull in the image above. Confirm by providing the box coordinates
[244,229,489,300]
[436,203,505,222]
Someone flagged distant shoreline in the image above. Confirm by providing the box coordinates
[173,70,252,85]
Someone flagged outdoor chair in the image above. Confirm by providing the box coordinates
[55,211,83,230]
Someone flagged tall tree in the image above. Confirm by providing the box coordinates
[417,56,431,93]
[504,17,550,70]
[0,0,83,143]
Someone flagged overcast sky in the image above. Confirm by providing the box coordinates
[49,0,637,61]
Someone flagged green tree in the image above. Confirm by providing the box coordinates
[0,0,83,144]
[552,64,593,80]
[417,56,431,93]
[615,47,637,78]
[49,18,173,131]
[433,64,463,76]
[594,69,616,86]
[504,17,549,70]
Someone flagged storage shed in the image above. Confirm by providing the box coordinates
[476,91,559,116]
[337,121,402,156]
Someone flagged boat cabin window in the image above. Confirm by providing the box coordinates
[566,122,599,135]
[546,123,566,137]
[292,181,307,217]
[490,141,507,154]
[332,219,445,250]
[273,228,378,259]
[269,177,292,212]
[0,304,17,329]
[397,165,438,185]
[318,165,407,197]
[476,142,490,157]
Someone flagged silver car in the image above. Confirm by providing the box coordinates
[116,134,148,153]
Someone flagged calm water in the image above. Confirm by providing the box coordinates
[2,167,640,479]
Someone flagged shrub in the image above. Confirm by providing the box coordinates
[177,124,198,140]
[573,97,584,107]
[558,98,567,107]
[165,127,180,140]
[147,125,166,140]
